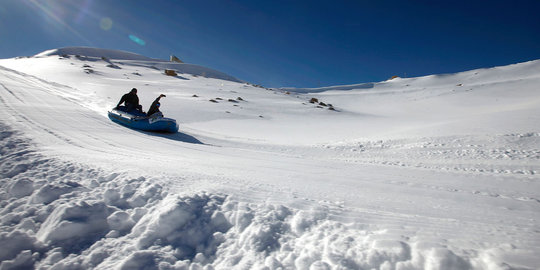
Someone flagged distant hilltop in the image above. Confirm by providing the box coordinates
[34,47,160,61]
[282,59,540,93]
[31,46,242,83]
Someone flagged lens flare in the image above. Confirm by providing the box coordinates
[100,17,113,30]
[129,34,146,46]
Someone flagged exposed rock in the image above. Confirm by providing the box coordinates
[170,55,183,63]
[106,64,121,69]
[164,69,178,76]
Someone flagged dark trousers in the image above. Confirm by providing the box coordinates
[126,103,143,112]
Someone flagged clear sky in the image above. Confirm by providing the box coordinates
[1,0,539,88]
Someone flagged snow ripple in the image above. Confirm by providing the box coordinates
[321,134,540,176]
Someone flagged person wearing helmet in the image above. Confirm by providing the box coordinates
[147,94,166,117]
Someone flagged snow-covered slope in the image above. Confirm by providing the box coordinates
[33,47,242,83]
[35,47,159,61]
[0,48,539,269]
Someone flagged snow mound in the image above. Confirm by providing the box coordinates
[284,59,540,93]
[34,47,157,61]
[149,62,243,83]
[282,82,375,93]
[1,123,517,270]
[32,46,243,83]
[0,126,524,269]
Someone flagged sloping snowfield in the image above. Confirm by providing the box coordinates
[0,47,539,270]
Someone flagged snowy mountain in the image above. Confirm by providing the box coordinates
[0,47,539,269]
[33,46,242,83]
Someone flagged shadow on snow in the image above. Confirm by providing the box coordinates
[142,130,204,145]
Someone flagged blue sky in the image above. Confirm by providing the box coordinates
[1,0,539,88]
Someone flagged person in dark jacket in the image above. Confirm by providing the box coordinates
[116,88,143,112]
[147,94,166,117]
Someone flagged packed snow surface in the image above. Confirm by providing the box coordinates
[1,47,539,270]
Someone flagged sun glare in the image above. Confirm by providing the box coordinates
[27,0,90,43]
[24,1,148,48]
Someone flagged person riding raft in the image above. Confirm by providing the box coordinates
[116,88,143,113]
[147,94,166,117]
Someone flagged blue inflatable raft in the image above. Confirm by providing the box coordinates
[108,106,179,133]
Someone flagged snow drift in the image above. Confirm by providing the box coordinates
[0,47,539,269]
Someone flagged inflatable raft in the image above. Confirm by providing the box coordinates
[108,106,178,133]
